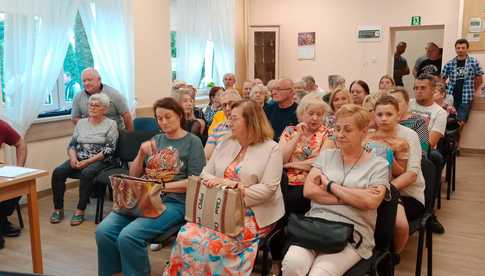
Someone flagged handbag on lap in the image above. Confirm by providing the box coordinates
[109,174,166,218]
[185,176,245,237]
[286,213,363,253]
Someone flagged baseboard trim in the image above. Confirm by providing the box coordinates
[460,148,485,156]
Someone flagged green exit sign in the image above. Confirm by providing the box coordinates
[411,16,421,26]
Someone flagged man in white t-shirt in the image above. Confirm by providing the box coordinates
[409,74,448,149]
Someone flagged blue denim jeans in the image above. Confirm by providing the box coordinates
[96,197,185,276]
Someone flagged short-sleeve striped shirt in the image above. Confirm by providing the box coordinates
[206,121,231,146]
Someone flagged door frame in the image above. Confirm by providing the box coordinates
[247,25,280,81]
[388,24,445,75]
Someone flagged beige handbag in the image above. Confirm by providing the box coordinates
[185,176,245,237]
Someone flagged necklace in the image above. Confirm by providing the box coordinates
[341,148,365,186]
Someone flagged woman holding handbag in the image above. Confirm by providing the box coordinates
[165,99,285,275]
[95,97,205,276]
[282,104,389,276]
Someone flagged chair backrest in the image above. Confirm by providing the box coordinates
[374,184,399,251]
[118,130,160,163]
[133,117,159,131]
[421,156,437,211]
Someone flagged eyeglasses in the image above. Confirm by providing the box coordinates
[275,87,292,91]
[222,101,235,108]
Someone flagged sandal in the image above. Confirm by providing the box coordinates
[70,214,85,226]
[50,210,64,224]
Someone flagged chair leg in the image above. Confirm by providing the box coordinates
[446,157,452,201]
[16,204,24,229]
[261,240,270,276]
[415,228,425,276]
[426,225,433,276]
[95,196,104,224]
[451,151,457,192]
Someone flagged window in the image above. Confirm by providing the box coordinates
[39,12,94,115]
[170,31,215,97]
[0,11,93,116]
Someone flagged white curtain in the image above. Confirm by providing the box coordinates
[0,0,79,134]
[172,0,210,87]
[209,0,235,87]
[79,0,135,109]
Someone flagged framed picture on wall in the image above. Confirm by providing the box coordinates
[297,32,315,60]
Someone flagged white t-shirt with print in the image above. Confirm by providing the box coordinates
[409,99,447,135]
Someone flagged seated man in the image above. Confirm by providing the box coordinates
[0,119,28,249]
[72,68,134,132]
[204,89,242,160]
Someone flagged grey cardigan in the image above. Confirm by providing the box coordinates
[201,137,285,228]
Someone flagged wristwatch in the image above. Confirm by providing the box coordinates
[326,180,335,194]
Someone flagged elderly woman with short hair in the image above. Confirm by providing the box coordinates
[50,93,118,226]
[250,84,269,108]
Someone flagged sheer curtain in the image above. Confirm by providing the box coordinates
[172,0,210,87]
[79,0,135,109]
[209,0,235,87]
[0,0,79,134]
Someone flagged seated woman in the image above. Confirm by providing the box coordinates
[349,80,370,106]
[325,88,352,129]
[366,95,409,178]
[95,97,205,276]
[50,93,118,226]
[203,86,223,128]
[174,88,205,138]
[250,83,270,108]
[389,88,430,154]
[378,74,395,92]
[282,104,388,276]
[166,99,285,275]
[280,94,332,212]
[434,84,457,115]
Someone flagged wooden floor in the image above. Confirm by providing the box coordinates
[1,154,485,275]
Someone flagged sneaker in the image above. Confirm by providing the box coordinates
[50,210,64,224]
[0,219,21,237]
[150,243,162,251]
[70,214,85,226]
[430,217,445,234]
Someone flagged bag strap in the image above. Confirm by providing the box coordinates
[192,179,203,223]
[350,230,363,249]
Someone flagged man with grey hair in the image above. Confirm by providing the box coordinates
[71,68,134,132]
[264,78,299,141]
[223,73,236,90]
[302,75,326,98]
[416,42,442,77]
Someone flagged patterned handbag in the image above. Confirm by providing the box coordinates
[109,174,166,218]
[185,176,245,237]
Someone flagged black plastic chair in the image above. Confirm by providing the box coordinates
[93,130,159,223]
[133,117,159,132]
[409,157,437,276]
[254,171,289,276]
[343,184,400,276]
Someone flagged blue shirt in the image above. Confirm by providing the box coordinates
[442,56,484,104]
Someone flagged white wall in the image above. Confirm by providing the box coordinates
[248,0,463,92]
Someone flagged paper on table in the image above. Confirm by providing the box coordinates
[0,166,40,178]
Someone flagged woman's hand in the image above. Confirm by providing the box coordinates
[202,178,225,188]
[319,173,329,190]
[69,157,80,169]
[295,122,308,135]
[139,140,157,157]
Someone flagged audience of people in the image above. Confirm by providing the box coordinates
[6,37,481,275]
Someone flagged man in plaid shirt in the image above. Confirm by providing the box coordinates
[442,39,484,127]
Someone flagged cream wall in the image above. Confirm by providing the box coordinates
[248,0,463,92]
[18,0,172,192]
